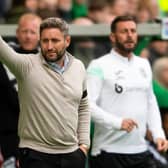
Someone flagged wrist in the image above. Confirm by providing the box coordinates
[80,144,89,149]
[79,144,89,153]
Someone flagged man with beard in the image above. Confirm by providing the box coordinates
[0,17,90,168]
[87,15,168,168]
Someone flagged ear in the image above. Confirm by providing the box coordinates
[65,35,71,48]
[16,28,19,39]
[109,32,115,43]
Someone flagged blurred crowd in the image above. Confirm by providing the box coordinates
[0,0,167,24]
[0,0,168,167]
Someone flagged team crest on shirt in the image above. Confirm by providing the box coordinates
[115,70,125,80]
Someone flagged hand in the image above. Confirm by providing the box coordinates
[79,144,89,156]
[155,138,168,152]
[121,118,138,133]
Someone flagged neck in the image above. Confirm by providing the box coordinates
[115,48,132,60]
[55,54,66,67]
[56,59,64,67]
[19,47,39,54]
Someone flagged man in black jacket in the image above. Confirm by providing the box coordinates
[0,62,19,160]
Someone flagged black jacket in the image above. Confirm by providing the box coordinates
[0,62,19,132]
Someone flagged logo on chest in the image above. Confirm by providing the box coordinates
[114,70,124,94]
[115,83,123,93]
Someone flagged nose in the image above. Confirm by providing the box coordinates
[47,41,53,50]
[24,30,34,38]
[127,30,133,37]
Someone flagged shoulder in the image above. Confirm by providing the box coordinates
[89,53,111,68]
[134,55,149,63]
[87,53,110,79]
[134,55,151,68]
[68,52,86,72]
[134,56,152,80]
[70,53,85,67]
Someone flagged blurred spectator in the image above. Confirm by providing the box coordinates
[136,0,154,23]
[5,0,27,24]
[25,0,39,13]
[8,13,42,54]
[150,0,160,20]
[88,0,114,24]
[107,0,129,17]
[38,0,58,10]
[152,57,168,140]
[135,0,160,23]
[140,36,168,66]
[72,0,88,19]
[134,0,160,56]
[0,0,5,23]
[153,57,168,89]
[88,0,112,58]
[7,13,42,91]
[70,17,95,67]
[134,0,160,22]
[127,0,139,16]
[37,0,59,19]
[0,0,12,23]
[5,0,41,24]
[57,0,73,22]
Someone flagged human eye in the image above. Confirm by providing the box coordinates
[42,39,48,43]
[21,29,28,34]
[30,30,36,35]
[52,39,60,43]
[120,29,127,34]
[131,29,137,33]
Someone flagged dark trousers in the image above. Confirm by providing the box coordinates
[0,132,19,159]
[90,150,157,168]
[19,148,86,168]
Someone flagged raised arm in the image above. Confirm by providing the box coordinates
[0,36,32,78]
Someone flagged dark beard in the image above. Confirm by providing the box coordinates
[115,40,136,53]
[42,47,66,63]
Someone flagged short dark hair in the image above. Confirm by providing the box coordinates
[111,15,137,33]
[40,17,69,37]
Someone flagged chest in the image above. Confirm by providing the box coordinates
[102,63,151,93]
[22,65,84,102]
